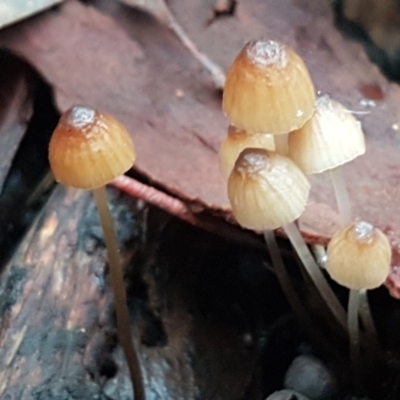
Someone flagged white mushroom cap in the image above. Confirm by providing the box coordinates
[228,148,310,230]
[288,95,366,174]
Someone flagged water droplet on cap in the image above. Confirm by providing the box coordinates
[68,106,96,128]
[354,221,374,241]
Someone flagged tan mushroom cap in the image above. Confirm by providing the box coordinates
[326,221,391,290]
[219,125,275,179]
[49,106,136,189]
[288,95,366,174]
[228,148,310,230]
[222,40,315,135]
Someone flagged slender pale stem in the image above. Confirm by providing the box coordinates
[329,166,352,225]
[274,134,289,156]
[358,290,377,340]
[283,222,347,330]
[264,231,315,330]
[93,187,146,400]
[264,230,341,350]
[358,289,381,360]
[348,289,361,370]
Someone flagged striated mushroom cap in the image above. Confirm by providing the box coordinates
[49,106,136,189]
[228,148,310,230]
[223,40,315,134]
[326,221,391,290]
[289,95,366,174]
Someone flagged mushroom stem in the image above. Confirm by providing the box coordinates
[264,231,314,329]
[358,289,381,359]
[93,186,146,400]
[283,221,347,330]
[329,166,352,225]
[359,289,377,336]
[274,134,289,156]
[348,289,361,368]
[265,234,351,365]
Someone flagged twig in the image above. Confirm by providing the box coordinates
[111,175,264,249]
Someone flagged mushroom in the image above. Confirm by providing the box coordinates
[49,106,145,400]
[222,40,315,154]
[219,125,274,179]
[288,95,366,224]
[326,221,391,366]
[228,147,347,329]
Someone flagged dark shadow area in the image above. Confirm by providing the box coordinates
[333,0,400,82]
[0,51,58,267]
[121,204,400,400]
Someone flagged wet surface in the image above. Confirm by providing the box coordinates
[1,1,400,399]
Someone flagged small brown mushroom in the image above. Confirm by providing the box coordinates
[326,221,391,367]
[49,106,145,400]
[222,40,315,153]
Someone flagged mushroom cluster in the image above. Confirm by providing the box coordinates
[219,40,392,369]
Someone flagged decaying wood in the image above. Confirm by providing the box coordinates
[0,186,128,398]
[0,184,281,398]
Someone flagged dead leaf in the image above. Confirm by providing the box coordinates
[2,0,400,294]
[119,0,170,24]
[120,0,226,89]
[209,0,237,23]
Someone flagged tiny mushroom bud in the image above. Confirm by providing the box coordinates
[326,221,391,368]
[326,221,391,291]
[49,106,145,400]
[219,125,275,179]
[228,148,347,329]
[288,95,366,224]
[222,40,315,136]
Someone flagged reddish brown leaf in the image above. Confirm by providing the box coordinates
[120,0,226,89]
[1,0,400,293]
